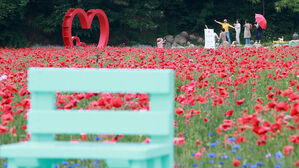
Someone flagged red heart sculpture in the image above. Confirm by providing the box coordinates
[72,36,87,47]
[62,8,109,48]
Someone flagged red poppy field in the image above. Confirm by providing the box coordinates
[0,46,298,168]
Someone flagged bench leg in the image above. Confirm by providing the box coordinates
[153,157,163,168]
[148,157,162,168]
[38,159,61,168]
[131,160,148,168]
[7,158,39,168]
[106,159,130,168]
[7,158,61,168]
[161,155,172,168]
[7,159,17,168]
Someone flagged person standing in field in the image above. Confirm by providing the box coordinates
[157,38,166,48]
[254,23,263,44]
[243,20,251,45]
[219,28,226,44]
[214,32,219,45]
[234,19,241,44]
[214,19,234,43]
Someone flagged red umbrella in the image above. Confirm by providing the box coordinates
[255,13,267,29]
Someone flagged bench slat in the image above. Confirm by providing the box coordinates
[28,110,170,135]
[28,68,173,93]
[1,142,170,160]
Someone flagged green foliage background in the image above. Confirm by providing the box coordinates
[0,0,298,47]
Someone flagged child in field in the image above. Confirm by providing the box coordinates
[214,19,234,43]
[157,38,166,48]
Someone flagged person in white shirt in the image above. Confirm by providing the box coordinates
[234,19,241,44]
[157,38,166,48]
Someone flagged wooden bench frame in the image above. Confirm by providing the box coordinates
[0,68,174,168]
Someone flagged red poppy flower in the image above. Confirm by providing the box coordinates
[288,135,299,144]
[266,101,276,109]
[267,92,275,100]
[21,125,27,130]
[271,123,282,133]
[76,93,85,100]
[236,98,245,106]
[197,95,208,104]
[281,87,294,97]
[275,102,289,112]
[1,98,12,105]
[16,108,24,115]
[289,79,298,86]
[257,138,267,146]
[257,97,263,104]
[223,110,233,117]
[194,151,203,160]
[233,160,241,166]
[175,107,184,116]
[283,145,294,156]
[111,96,123,108]
[71,139,79,143]
[0,125,7,134]
[174,137,185,146]
[97,97,106,108]
[288,93,299,102]
[6,84,18,93]
[80,133,87,141]
[236,136,246,144]
[196,139,203,146]
[18,87,28,96]
[275,89,282,96]
[290,102,299,117]
[217,120,233,134]
[254,104,263,114]
[9,126,16,136]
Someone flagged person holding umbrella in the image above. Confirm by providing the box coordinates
[254,23,263,44]
[254,14,267,44]
[214,19,234,43]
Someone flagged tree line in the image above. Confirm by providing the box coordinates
[0,0,298,47]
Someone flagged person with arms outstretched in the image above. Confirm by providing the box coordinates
[214,19,234,43]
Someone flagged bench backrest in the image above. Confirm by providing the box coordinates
[27,68,174,143]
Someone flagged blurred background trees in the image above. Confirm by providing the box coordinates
[0,0,298,47]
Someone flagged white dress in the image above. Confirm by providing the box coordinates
[235,23,241,44]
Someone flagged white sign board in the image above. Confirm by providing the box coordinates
[204,29,215,49]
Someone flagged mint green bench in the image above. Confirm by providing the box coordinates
[0,68,174,168]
